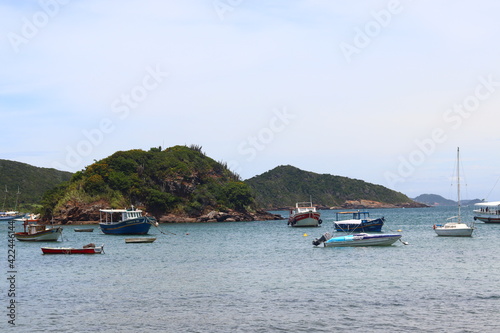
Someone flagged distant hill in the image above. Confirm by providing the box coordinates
[0,159,73,211]
[245,165,425,209]
[414,194,482,206]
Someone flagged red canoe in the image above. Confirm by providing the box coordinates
[41,244,104,254]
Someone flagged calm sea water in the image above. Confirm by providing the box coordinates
[2,206,500,332]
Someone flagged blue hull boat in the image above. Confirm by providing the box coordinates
[334,211,384,232]
[99,207,157,235]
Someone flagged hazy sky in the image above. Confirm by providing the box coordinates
[2,0,500,200]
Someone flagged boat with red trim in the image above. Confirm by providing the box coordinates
[473,201,500,223]
[288,201,322,227]
[41,243,104,254]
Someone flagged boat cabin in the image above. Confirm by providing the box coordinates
[99,207,144,224]
[474,201,500,215]
[336,211,370,221]
[294,202,317,213]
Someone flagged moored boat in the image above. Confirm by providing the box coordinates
[434,148,474,237]
[0,211,24,221]
[312,232,402,247]
[334,211,384,232]
[15,220,62,241]
[75,228,94,232]
[288,201,322,227]
[99,206,158,235]
[473,201,500,223]
[125,237,156,243]
[41,243,104,254]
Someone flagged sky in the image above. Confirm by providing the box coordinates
[2,0,500,201]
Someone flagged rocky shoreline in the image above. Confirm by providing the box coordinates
[46,203,284,225]
[44,199,425,225]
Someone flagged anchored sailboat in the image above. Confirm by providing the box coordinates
[434,147,474,237]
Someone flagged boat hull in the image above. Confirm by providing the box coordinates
[473,216,500,223]
[0,214,24,221]
[75,228,94,232]
[288,212,321,227]
[434,223,474,237]
[125,237,156,243]
[99,217,153,235]
[15,227,62,241]
[334,218,384,232]
[313,232,401,247]
[41,246,103,254]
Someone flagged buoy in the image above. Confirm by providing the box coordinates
[397,229,402,232]
[303,233,308,237]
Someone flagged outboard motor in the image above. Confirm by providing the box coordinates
[312,232,331,246]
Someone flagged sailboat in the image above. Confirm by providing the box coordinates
[434,147,474,237]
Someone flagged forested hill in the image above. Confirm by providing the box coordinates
[0,159,72,211]
[41,145,277,222]
[245,165,425,209]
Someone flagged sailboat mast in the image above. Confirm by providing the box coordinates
[457,147,461,223]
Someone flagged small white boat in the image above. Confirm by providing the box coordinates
[312,232,402,247]
[287,201,322,227]
[434,148,474,237]
[473,201,500,223]
[125,237,156,243]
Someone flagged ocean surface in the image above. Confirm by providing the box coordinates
[2,206,500,332]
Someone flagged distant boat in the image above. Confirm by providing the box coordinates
[41,243,104,254]
[99,206,158,235]
[0,211,24,221]
[75,228,94,232]
[288,201,322,227]
[473,201,500,223]
[434,147,474,237]
[125,237,156,243]
[312,232,402,247]
[334,211,384,232]
[15,220,62,241]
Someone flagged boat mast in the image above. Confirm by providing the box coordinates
[457,147,461,223]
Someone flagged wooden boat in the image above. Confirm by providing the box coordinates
[287,201,322,227]
[473,201,500,223]
[434,148,474,237]
[334,211,384,232]
[15,220,62,241]
[125,237,156,243]
[99,206,158,235]
[41,243,104,254]
[312,232,402,247]
[75,228,94,232]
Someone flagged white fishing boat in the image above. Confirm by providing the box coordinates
[287,201,322,227]
[434,148,474,237]
[473,201,500,223]
[312,232,402,247]
[15,221,63,241]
